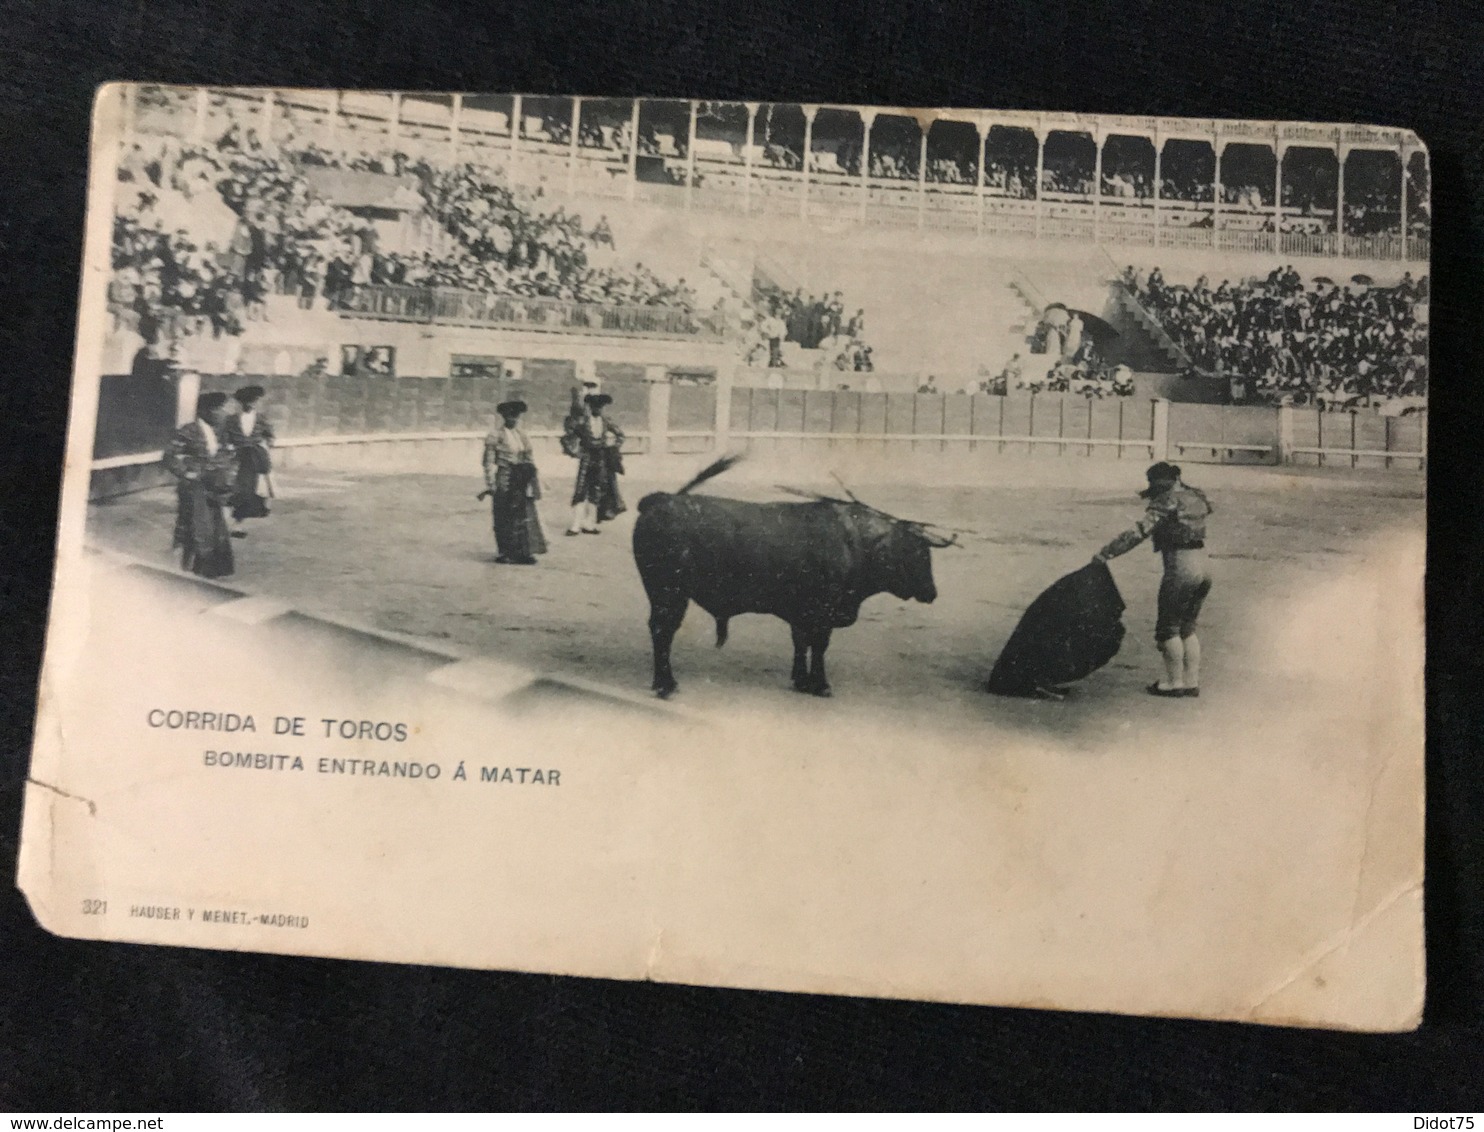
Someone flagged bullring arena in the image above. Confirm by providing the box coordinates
[92,86,1427,726]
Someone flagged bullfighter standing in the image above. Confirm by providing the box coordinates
[164,391,237,579]
[1093,462,1213,697]
[564,392,626,535]
[223,384,275,534]
[482,399,547,565]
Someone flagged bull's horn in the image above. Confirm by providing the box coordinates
[905,521,965,548]
[829,472,864,505]
[775,484,851,505]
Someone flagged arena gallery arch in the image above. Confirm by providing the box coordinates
[1405,150,1430,233]
[757,103,807,174]
[983,125,1038,200]
[1158,138,1217,236]
[1040,130,1096,197]
[1342,148,1404,237]
[575,98,633,154]
[806,108,863,193]
[866,113,922,182]
[1280,146,1340,249]
[635,99,694,188]
[1100,134,1156,202]
[458,94,518,154]
[396,93,457,156]
[1219,142,1278,212]
[923,119,980,188]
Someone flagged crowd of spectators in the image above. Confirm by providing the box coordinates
[1011,355,1137,398]
[109,124,701,352]
[110,213,248,340]
[1016,308,1138,398]
[1343,186,1404,237]
[1160,172,1215,203]
[986,163,1037,199]
[866,139,916,180]
[735,136,1039,198]
[744,283,873,373]
[1125,264,1428,409]
[1041,163,1095,195]
[906,351,1133,398]
[927,156,974,184]
[1101,171,1153,199]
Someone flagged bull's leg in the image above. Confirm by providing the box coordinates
[809,629,833,697]
[790,623,810,692]
[648,597,687,698]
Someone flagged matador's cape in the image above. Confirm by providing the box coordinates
[986,560,1127,696]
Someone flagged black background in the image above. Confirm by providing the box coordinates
[2,0,1482,1110]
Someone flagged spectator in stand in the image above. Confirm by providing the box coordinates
[762,309,786,368]
[826,292,845,338]
[794,294,815,347]
[1064,313,1085,359]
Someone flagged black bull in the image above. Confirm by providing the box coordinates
[632,464,948,698]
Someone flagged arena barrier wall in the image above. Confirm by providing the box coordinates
[87,371,1427,499]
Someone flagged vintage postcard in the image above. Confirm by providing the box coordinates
[20,85,1426,1030]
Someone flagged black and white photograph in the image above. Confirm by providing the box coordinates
[20,84,1426,1033]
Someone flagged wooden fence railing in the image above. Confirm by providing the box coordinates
[91,373,1427,482]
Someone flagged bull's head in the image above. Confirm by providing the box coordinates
[833,508,948,604]
[881,518,943,604]
[777,480,960,605]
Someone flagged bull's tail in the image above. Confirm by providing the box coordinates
[674,454,744,496]
[715,616,729,648]
[637,454,745,514]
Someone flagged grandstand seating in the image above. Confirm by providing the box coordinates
[125,88,1431,261]
[1124,264,1428,410]
[108,88,1429,412]
[109,130,707,370]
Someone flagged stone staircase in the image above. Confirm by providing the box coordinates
[1109,285,1190,372]
[1004,269,1044,346]
[753,252,802,299]
[699,247,757,311]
